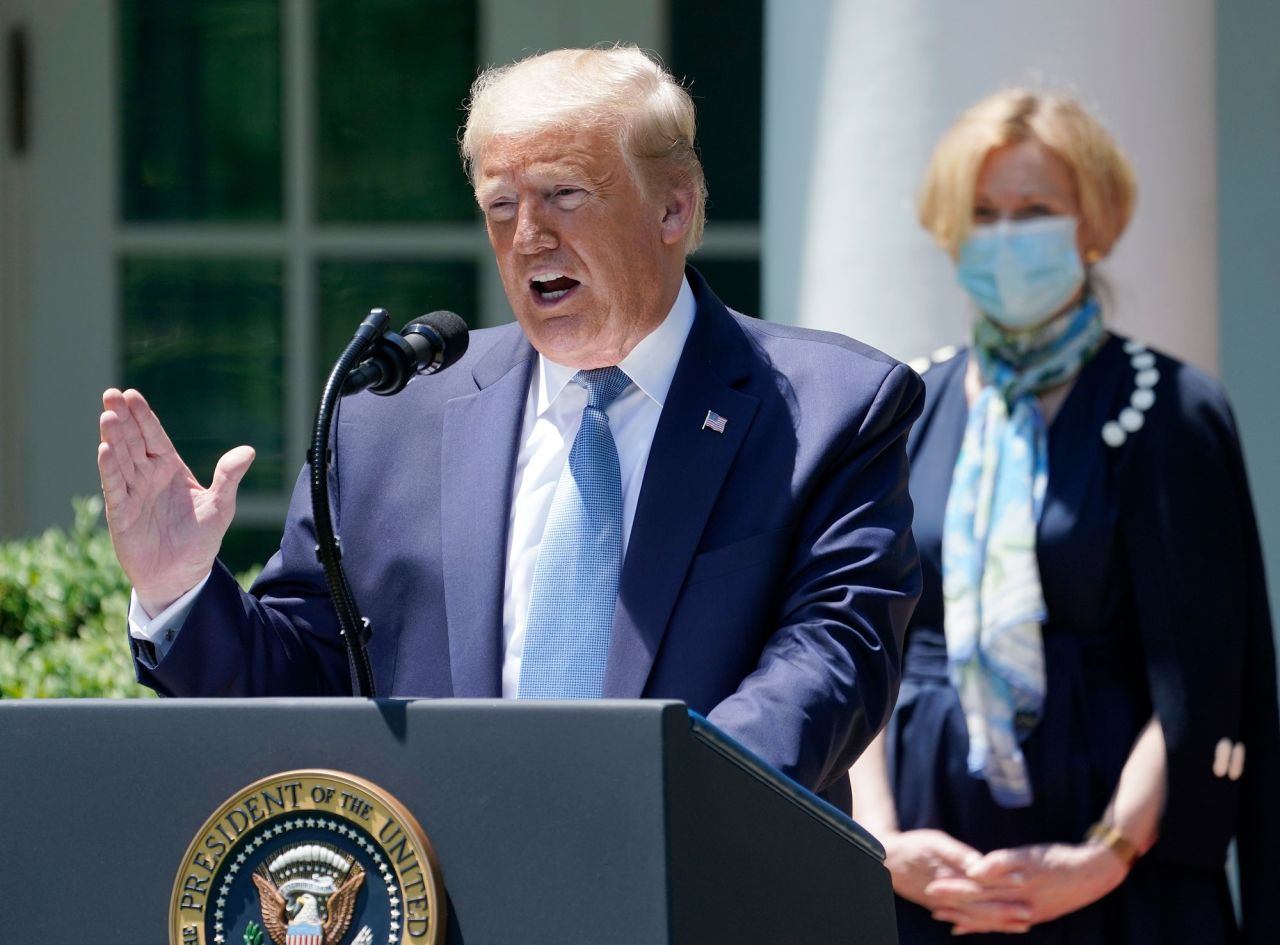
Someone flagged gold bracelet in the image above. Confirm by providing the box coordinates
[1085,821,1140,868]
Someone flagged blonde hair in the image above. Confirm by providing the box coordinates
[919,89,1137,257]
[461,45,707,251]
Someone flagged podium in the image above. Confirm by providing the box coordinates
[0,699,896,944]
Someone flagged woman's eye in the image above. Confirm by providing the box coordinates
[1014,203,1055,219]
[972,206,996,222]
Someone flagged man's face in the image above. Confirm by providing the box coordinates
[474,125,690,369]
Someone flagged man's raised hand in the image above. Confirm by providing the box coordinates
[97,388,255,616]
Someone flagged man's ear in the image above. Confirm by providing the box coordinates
[659,176,696,247]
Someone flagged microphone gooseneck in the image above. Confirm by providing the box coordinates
[343,310,470,397]
[310,306,470,698]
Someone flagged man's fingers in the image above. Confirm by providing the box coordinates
[125,388,178,459]
[102,387,127,413]
[97,440,130,508]
[209,446,256,502]
[99,408,139,480]
[103,391,154,471]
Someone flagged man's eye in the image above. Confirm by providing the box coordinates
[486,201,516,220]
[550,185,588,204]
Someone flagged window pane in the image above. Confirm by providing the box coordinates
[316,259,479,391]
[315,0,477,222]
[120,0,282,222]
[121,257,286,493]
[691,259,761,318]
[670,0,763,223]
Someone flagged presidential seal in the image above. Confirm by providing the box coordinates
[170,770,445,945]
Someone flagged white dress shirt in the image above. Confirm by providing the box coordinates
[500,276,696,696]
[130,277,698,684]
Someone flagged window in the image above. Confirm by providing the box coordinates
[118,0,480,569]
[115,0,763,569]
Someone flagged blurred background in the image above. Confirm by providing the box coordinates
[0,0,1275,633]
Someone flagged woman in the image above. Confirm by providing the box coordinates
[850,89,1280,942]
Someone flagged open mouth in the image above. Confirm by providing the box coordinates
[529,272,581,304]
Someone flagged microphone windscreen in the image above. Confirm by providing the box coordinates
[401,311,470,373]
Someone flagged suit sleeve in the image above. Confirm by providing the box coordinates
[1122,364,1280,941]
[706,362,924,796]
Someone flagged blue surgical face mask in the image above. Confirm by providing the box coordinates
[956,216,1085,329]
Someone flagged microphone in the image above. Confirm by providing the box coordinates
[343,310,470,397]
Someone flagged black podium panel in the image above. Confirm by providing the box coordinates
[0,699,894,944]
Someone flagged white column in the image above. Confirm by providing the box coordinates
[0,3,27,534]
[765,0,1218,373]
[14,0,115,533]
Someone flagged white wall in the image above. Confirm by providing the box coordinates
[0,3,24,532]
[0,1,114,536]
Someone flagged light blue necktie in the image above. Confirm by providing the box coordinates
[518,367,632,698]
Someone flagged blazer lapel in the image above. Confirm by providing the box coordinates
[441,327,535,696]
[603,273,760,697]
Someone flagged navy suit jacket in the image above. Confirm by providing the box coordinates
[136,269,923,802]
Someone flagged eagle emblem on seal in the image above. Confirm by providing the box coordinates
[251,843,365,945]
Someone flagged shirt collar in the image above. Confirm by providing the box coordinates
[535,275,697,415]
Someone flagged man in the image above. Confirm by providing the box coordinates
[98,47,922,808]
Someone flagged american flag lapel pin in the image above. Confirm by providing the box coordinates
[702,410,728,433]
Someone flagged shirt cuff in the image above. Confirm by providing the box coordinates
[127,575,211,662]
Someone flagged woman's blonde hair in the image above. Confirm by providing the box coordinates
[918,89,1137,257]
[461,45,707,251]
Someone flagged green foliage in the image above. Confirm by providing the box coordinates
[0,497,262,698]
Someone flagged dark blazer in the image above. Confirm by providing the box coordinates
[135,268,924,801]
[896,338,1280,942]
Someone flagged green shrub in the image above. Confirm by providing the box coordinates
[0,497,262,698]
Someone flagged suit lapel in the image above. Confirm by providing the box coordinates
[603,272,760,697]
[441,327,535,696]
